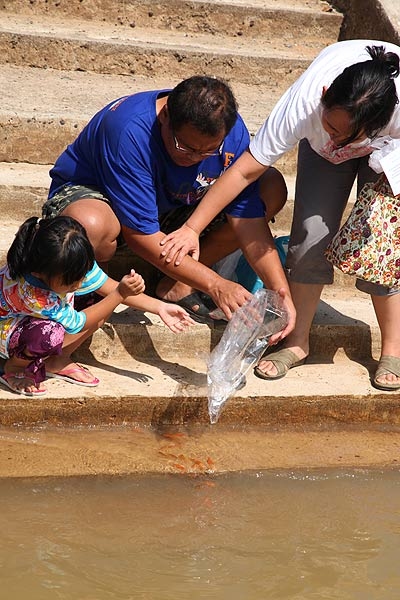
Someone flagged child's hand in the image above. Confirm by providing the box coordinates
[117,269,145,298]
[158,303,196,333]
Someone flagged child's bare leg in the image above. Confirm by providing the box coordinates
[45,329,99,385]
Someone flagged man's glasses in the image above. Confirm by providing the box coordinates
[172,131,224,158]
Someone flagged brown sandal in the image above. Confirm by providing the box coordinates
[373,356,400,391]
[254,348,306,380]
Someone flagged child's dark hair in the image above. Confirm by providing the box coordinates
[7,216,95,285]
[167,75,238,137]
[322,45,400,145]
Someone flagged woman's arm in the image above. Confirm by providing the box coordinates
[159,150,269,265]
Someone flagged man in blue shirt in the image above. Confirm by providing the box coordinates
[43,76,295,333]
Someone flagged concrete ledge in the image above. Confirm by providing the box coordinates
[0,289,389,430]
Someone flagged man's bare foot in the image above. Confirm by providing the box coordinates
[155,276,193,304]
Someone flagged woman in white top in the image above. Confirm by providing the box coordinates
[159,39,400,390]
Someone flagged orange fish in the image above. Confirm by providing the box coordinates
[190,458,206,470]
[172,463,186,472]
[162,433,186,440]
[158,450,178,459]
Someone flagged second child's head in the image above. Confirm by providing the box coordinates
[8,216,95,292]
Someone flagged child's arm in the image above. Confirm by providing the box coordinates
[98,272,195,332]
[82,271,146,331]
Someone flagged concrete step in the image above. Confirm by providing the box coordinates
[0,161,356,225]
[0,64,300,167]
[2,0,342,41]
[0,288,394,430]
[0,12,329,83]
[2,425,400,477]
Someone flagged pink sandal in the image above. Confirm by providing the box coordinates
[47,363,100,387]
[0,372,46,396]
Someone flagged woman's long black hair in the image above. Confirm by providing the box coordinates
[7,215,94,285]
[322,45,400,145]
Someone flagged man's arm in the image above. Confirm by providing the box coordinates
[122,226,252,319]
[159,150,268,263]
[227,214,296,341]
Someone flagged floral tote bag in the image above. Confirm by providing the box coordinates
[325,174,400,287]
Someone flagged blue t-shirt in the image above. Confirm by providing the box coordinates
[49,90,265,234]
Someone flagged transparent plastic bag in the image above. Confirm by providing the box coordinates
[368,137,400,173]
[207,289,289,424]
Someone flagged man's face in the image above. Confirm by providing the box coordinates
[162,120,225,167]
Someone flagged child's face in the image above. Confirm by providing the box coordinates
[33,273,84,295]
[49,275,85,295]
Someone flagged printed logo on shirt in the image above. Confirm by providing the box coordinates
[224,152,235,168]
[109,97,128,112]
[319,140,373,164]
[181,173,217,205]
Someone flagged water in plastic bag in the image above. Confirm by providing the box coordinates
[207,289,289,424]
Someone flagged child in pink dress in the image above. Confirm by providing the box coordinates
[0,215,194,396]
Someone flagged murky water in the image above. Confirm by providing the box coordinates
[0,469,400,599]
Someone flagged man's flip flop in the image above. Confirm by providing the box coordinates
[170,292,215,324]
[47,364,100,387]
[0,372,46,396]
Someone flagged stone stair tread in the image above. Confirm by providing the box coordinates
[0,162,51,187]
[5,0,336,13]
[201,0,334,10]
[0,11,329,60]
[0,161,356,208]
[0,64,282,125]
[0,286,384,422]
[0,351,393,428]
[1,423,399,478]
[0,168,357,290]
[0,356,381,402]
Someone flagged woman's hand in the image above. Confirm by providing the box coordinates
[159,224,200,265]
[268,287,296,345]
[158,304,196,332]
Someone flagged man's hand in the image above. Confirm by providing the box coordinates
[209,278,253,321]
[159,223,200,265]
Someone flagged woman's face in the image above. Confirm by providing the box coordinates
[321,106,367,147]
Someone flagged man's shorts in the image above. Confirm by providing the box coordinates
[42,183,226,236]
[42,184,111,219]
